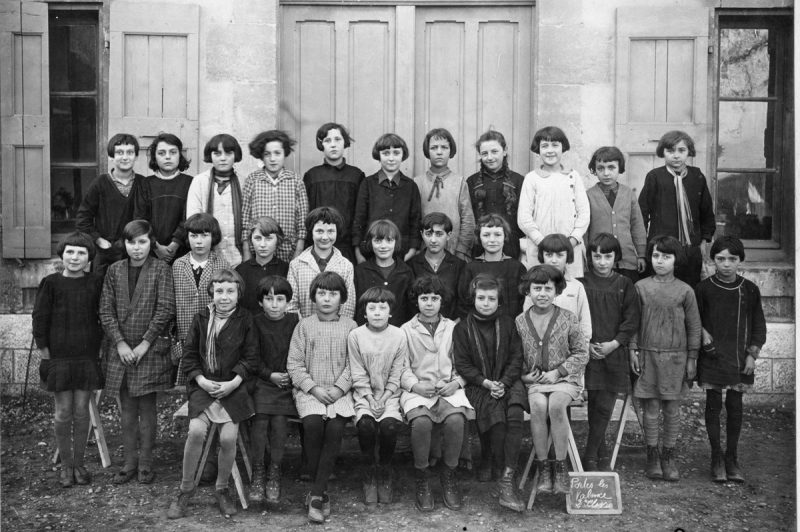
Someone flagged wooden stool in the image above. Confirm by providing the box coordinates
[52,390,111,468]
[518,399,584,509]
[173,402,252,509]
[610,393,645,470]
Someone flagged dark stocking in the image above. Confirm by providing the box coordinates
[705,389,723,449]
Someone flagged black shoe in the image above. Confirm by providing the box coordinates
[414,469,434,512]
[553,460,570,495]
[215,487,237,516]
[138,468,156,484]
[660,447,680,481]
[73,466,91,485]
[377,465,394,504]
[265,461,281,502]
[440,466,462,510]
[597,456,612,472]
[725,449,745,483]
[711,448,727,482]
[362,464,378,505]
[535,459,553,495]
[113,468,136,485]
[249,462,266,503]
[584,459,599,472]
[496,467,524,512]
[59,467,74,488]
[646,445,663,479]
[167,487,196,519]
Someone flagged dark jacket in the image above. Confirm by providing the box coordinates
[304,159,365,253]
[76,173,144,243]
[638,165,715,246]
[354,257,415,327]
[133,173,193,251]
[406,250,466,320]
[182,306,260,423]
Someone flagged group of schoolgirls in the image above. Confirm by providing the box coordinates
[33,122,766,523]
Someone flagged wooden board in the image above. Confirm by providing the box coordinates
[566,472,623,515]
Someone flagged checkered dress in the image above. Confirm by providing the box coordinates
[287,247,356,319]
[171,251,230,385]
[99,257,176,397]
[241,168,309,262]
[287,314,357,419]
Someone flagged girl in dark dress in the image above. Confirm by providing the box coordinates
[249,276,300,503]
[454,273,526,513]
[579,233,641,471]
[33,232,105,488]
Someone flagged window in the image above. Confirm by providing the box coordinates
[715,13,793,254]
[48,8,101,239]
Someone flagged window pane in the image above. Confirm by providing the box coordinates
[51,167,97,233]
[717,101,773,169]
[49,23,97,92]
[50,97,97,163]
[720,28,774,98]
[716,172,775,241]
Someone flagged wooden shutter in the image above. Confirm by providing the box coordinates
[109,2,199,177]
[615,7,711,195]
[0,1,50,258]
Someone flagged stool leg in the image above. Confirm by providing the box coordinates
[611,394,632,471]
[89,391,111,468]
[195,424,219,486]
[237,427,252,481]
[230,461,249,509]
[567,426,583,472]
[527,467,540,510]
[519,445,537,490]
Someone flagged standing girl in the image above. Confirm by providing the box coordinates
[349,288,407,504]
[287,272,357,523]
[414,128,475,260]
[241,130,309,263]
[579,233,641,471]
[186,134,245,267]
[100,220,175,484]
[33,232,105,487]
[629,236,702,481]
[454,274,526,512]
[134,133,193,264]
[172,213,230,386]
[167,269,260,518]
[466,130,525,260]
[354,220,415,327]
[695,236,766,483]
[249,276,300,503]
[518,126,590,279]
[516,265,588,495]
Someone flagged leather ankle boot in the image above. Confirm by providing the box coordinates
[362,464,378,504]
[414,468,434,512]
[265,461,281,502]
[377,464,394,504]
[536,459,553,494]
[710,448,726,482]
[660,447,680,481]
[249,462,266,502]
[646,445,663,479]
[725,448,744,483]
[552,459,570,495]
[496,466,524,512]
[440,465,462,510]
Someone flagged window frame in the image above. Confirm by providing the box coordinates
[711,9,793,261]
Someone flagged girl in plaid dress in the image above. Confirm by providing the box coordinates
[287,271,357,523]
[241,130,309,263]
[99,220,175,485]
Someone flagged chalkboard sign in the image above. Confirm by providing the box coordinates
[566,472,622,515]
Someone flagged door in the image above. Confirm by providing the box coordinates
[614,7,711,195]
[108,1,200,177]
[280,4,534,178]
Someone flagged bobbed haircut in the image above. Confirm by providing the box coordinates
[203,133,243,164]
[184,213,222,247]
[645,235,687,268]
[468,273,504,304]
[121,220,156,251]
[589,146,626,174]
[422,128,457,159]
[372,133,409,162]
[359,287,396,313]
[531,126,570,154]
[408,274,453,304]
[207,268,246,299]
[709,235,746,262]
[257,275,293,301]
[656,130,697,158]
[148,133,191,172]
[309,271,348,304]
[316,123,353,151]
[305,206,344,240]
[365,219,401,253]
[587,232,622,263]
[57,231,96,261]
[474,129,507,151]
[107,133,140,157]
[249,130,296,159]
[421,212,453,234]
[537,233,575,264]
[249,216,285,248]
[475,213,510,244]
[519,265,567,297]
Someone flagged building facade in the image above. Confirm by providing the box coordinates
[0,0,794,399]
